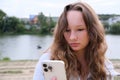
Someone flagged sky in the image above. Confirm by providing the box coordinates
[0,0,120,18]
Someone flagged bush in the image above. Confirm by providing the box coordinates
[2,57,10,61]
[109,22,120,34]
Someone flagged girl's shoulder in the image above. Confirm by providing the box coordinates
[39,52,51,61]
[105,59,120,76]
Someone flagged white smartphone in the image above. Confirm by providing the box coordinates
[41,60,67,80]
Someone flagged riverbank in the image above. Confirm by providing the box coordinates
[0,59,120,80]
[0,60,36,80]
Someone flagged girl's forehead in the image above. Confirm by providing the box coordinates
[67,10,86,28]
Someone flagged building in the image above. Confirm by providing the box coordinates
[29,15,40,30]
[29,15,38,24]
[108,16,120,25]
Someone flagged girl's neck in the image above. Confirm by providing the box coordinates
[75,50,89,79]
[75,50,86,65]
[76,51,89,75]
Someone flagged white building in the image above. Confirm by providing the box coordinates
[108,16,120,25]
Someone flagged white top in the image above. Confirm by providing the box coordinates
[33,52,120,80]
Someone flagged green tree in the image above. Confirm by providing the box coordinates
[103,21,109,29]
[38,12,49,34]
[38,12,56,35]
[102,21,110,33]
[8,17,20,32]
[1,16,26,34]
[2,17,20,32]
[10,17,26,33]
[16,23,25,33]
[38,12,47,27]
[99,14,117,20]
[0,10,6,33]
[110,22,120,34]
[0,10,6,20]
[47,16,56,34]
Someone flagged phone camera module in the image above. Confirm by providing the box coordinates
[44,68,48,72]
[48,66,52,71]
[43,64,47,67]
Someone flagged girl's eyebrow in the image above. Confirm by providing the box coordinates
[67,24,86,29]
[76,25,85,27]
[67,25,83,28]
[75,25,86,28]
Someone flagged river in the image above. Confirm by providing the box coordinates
[0,34,120,60]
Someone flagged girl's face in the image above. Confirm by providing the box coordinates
[64,10,89,52]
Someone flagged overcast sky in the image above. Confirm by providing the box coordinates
[0,0,120,18]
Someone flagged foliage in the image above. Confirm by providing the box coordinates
[0,10,27,34]
[39,26,49,34]
[98,14,119,20]
[38,12,56,35]
[102,21,109,29]
[0,12,56,35]
[1,10,120,35]
[29,25,37,31]
[0,9,6,33]
[16,23,26,33]
[109,22,120,34]
[48,16,56,29]
[0,9,6,20]
[0,16,26,34]
[2,17,19,32]
[2,57,10,61]
[38,12,47,27]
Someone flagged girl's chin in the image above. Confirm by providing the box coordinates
[71,48,80,51]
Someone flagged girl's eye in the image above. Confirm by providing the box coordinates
[66,29,70,32]
[78,29,84,31]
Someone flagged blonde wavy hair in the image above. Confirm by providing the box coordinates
[50,2,107,80]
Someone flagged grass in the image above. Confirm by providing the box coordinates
[110,59,120,61]
[0,70,22,74]
[114,76,120,80]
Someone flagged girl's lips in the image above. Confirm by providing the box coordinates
[70,43,80,47]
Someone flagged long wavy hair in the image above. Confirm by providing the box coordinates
[50,2,107,80]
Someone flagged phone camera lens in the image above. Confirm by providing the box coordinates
[48,66,52,71]
[43,64,47,67]
[44,68,48,72]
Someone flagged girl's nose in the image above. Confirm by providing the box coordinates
[70,31,77,40]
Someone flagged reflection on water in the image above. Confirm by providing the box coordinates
[0,34,120,60]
